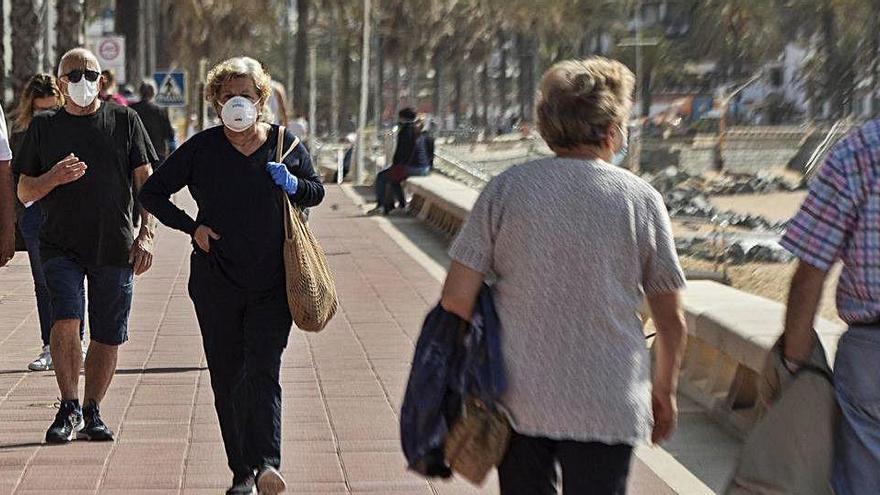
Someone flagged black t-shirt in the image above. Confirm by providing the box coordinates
[139,125,325,290]
[12,103,158,266]
[130,100,174,158]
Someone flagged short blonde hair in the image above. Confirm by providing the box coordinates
[205,56,272,115]
[536,57,635,149]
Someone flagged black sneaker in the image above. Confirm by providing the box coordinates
[226,475,256,495]
[256,466,286,495]
[77,400,114,441]
[45,399,83,444]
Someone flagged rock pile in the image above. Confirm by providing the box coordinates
[643,167,799,232]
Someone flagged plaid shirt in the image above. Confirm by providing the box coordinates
[781,120,880,324]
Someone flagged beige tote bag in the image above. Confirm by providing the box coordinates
[276,127,338,332]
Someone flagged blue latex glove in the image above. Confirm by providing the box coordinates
[266,161,298,195]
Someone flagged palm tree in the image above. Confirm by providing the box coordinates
[11,0,41,97]
[56,0,85,61]
[292,0,311,116]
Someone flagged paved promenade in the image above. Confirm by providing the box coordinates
[0,185,673,494]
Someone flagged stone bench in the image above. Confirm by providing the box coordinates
[672,281,844,435]
[405,172,847,437]
[405,174,479,237]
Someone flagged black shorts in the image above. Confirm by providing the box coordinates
[43,256,134,345]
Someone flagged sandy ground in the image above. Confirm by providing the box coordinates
[709,191,808,223]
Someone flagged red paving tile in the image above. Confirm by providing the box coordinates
[0,185,674,494]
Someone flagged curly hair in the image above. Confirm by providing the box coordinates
[536,57,635,150]
[13,74,64,132]
[204,56,272,117]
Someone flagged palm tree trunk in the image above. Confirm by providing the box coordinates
[293,0,310,115]
[432,52,443,126]
[330,1,340,137]
[496,29,508,116]
[340,35,352,132]
[391,57,400,114]
[55,0,85,65]
[11,0,41,97]
[517,32,536,122]
[452,65,463,128]
[480,62,490,130]
[375,34,385,126]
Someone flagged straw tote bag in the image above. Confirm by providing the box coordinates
[276,126,338,332]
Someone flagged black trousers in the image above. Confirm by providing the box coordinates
[498,432,634,495]
[188,254,293,482]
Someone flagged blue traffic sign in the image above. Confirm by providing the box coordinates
[153,71,186,107]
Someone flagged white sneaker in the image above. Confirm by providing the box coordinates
[256,466,286,494]
[28,345,53,371]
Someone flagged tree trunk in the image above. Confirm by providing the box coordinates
[293,0,310,115]
[0,0,5,102]
[452,65,463,128]
[56,0,85,65]
[115,0,143,84]
[340,36,352,132]
[330,0,340,137]
[641,67,653,118]
[11,0,41,98]
[871,0,880,116]
[375,34,385,127]
[496,29,508,117]
[480,61,491,130]
[821,3,842,118]
[470,65,480,127]
[432,53,443,126]
[391,57,400,115]
[517,32,536,122]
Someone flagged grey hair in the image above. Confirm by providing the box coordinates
[204,56,272,117]
[536,57,635,150]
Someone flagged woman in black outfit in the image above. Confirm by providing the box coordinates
[139,57,324,495]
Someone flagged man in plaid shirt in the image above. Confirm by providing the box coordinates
[781,119,880,494]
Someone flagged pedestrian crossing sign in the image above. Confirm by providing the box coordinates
[153,71,186,107]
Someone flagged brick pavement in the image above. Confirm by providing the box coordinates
[0,185,673,494]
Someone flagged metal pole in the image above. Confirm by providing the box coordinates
[354,0,372,185]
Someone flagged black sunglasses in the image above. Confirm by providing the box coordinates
[62,70,100,83]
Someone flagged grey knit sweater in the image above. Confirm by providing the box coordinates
[449,157,685,445]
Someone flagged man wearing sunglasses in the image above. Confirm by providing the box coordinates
[13,48,158,444]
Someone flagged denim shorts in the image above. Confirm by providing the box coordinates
[42,256,134,345]
[832,326,880,495]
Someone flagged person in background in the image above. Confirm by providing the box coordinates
[369,108,430,215]
[11,74,86,371]
[441,58,687,494]
[781,117,880,494]
[14,48,157,444]
[131,80,177,162]
[98,69,128,106]
[0,101,13,270]
[140,56,325,495]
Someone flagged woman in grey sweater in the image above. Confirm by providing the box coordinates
[441,57,687,494]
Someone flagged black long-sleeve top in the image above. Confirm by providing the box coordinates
[139,124,324,290]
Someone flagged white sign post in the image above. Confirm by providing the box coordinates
[93,35,126,84]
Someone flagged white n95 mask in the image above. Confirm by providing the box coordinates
[220,96,258,132]
[67,79,99,108]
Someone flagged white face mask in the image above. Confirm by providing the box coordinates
[67,79,99,108]
[220,96,258,132]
